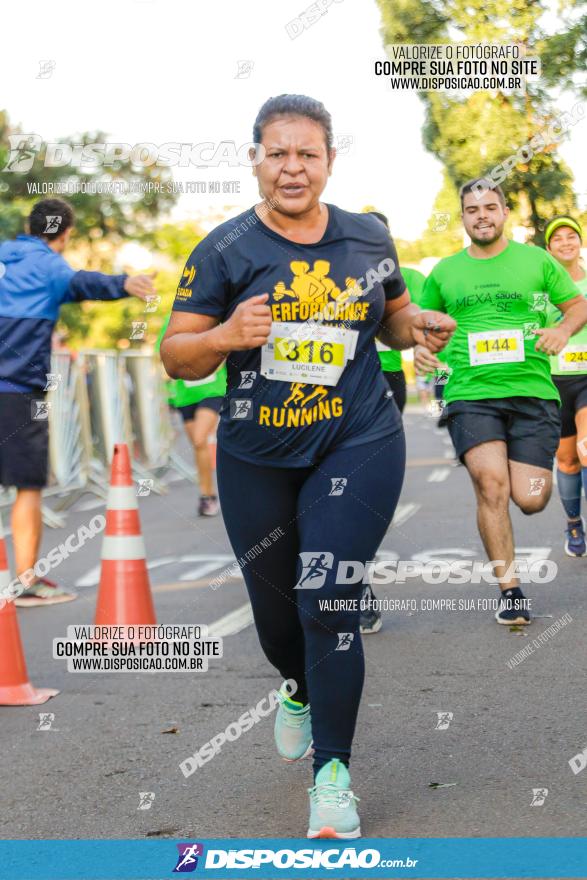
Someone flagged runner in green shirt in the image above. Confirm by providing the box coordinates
[362,212,427,634]
[417,179,587,625]
[156,313,227,516]
[543,216,587,556]
[368,212,426,414]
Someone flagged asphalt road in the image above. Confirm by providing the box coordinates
[1,407,586,845]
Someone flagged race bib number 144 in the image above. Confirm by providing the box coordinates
[468,329,525,366]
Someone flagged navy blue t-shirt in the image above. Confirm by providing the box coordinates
[172,204,406,467]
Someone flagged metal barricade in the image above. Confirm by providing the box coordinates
[40,351,95,523]
[47,352,90,490]
[0,348,193,527]
[79,350,133,465]
[120,350,173,471]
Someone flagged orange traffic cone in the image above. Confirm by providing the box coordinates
[0,520,59,706]
[94,443,156,626]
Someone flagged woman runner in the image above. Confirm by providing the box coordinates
[545,216,587,556]
[161,94,454,838]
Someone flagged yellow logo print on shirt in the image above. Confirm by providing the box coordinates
[258,383,343,429]
[270,260,370,322]
[177,264,196,299]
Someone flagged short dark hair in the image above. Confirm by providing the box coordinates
[28,198,75,240]
[253,94,333,151]
[459,178,506,210]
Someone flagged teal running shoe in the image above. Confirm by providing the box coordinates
[274,688,312,762]
[307,759,361,839]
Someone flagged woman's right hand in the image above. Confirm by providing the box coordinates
[218,293,273,351]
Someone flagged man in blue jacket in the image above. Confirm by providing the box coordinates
[0,198,156,606]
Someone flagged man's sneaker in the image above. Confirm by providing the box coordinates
[198,495,219,517]
[307,759,361,839]
[274,688,312,761]
[14,577,77,607]
[359,585,382,634]
[564,517,586,557]
[495,587,531,625]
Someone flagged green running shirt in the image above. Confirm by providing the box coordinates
[547,274,587,376]
[419,241,580,403]
[378,267,426,373]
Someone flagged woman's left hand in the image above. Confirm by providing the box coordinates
[411,310,456,353]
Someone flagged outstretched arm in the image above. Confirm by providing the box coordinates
[65,270,156,303]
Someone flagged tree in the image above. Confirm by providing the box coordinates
[376,0,583,243]
[0,110,183,347]
[539,0,587,98]
[0,111,178,252]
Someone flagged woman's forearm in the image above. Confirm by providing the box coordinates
[161,324,229,380]
[378,303,421,350]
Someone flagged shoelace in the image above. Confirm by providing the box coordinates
[362,585,374,608]
[308,782,359,807]
[280,701,311,729]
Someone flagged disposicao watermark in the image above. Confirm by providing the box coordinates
[294,554,557,588]
[0,515,105,609]
[179,679,297,777]
[2,136,266,172]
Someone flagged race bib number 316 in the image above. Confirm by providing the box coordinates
[274,338,345,367]
[468,329,525,366]
[261,323,358,386]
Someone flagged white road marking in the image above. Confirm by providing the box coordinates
[74,553,238,587]
[392,502,421,528]
[179,559,241,581]
[427,468,451,483]
[207,602,253,637]
[75,564,102,587]
[412,546,552,565]
[73,497,106,512]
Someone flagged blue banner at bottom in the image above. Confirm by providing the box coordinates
[0,838,586,879]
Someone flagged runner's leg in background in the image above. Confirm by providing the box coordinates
[464,441,518,591]
[575,407,587,500]
[11,488,42,585]
[184,406,219,497]
[555,435,581,519]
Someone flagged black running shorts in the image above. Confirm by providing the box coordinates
[552,375,587,438]
[177,396,223,422]
[446,397,561,470]
[0,391,49,489]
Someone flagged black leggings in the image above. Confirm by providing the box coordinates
[216,432,406,774]
[383,370,407,414]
